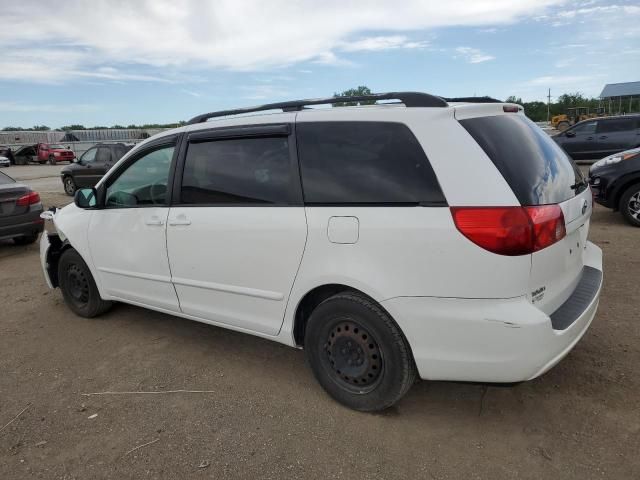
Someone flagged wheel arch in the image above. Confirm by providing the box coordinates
[612,175,640,211]
[44,233,75,288]
[291,283,407,350]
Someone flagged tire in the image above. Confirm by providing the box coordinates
[58,249,112,318]
[48,155,56,165]
[304,292,416,412]
[619,183,640,227]
[38,160,47,165]
[557,121,571,132]
[63,176,77,196]
[13,234,38,245]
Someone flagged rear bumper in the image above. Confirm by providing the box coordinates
[0,208,44,241]
[381,241,603,383]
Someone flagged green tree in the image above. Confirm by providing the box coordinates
[60,124,86,131]
[31,125,50,131]
[333,86,375,106]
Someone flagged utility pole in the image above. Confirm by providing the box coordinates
[547,88,551,123]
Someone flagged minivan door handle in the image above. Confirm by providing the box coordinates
[145,216,164,226]
[169,215,191,226]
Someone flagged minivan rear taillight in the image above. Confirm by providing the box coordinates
[16,191,41,206]
[450,205,566,256]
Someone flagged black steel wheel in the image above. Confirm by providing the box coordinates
[305,292,416,411]
[58,249,112,317]
[323,319,383,393]
[48,155,56,165]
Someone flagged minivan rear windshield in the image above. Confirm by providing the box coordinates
[459,115,584,205]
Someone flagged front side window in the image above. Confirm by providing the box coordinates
[597,118,635,134]
[106,145,174,207]
[80,148,97,164]
[180,136,295,204]
[296,122,445,204]
[571,121,597,135]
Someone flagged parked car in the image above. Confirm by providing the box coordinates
[12,145,38,165]
[553,114,640,160]
[589,146,640,227]
[0,156,10,167]
[0,170,44,244]
[40,92,603,411]
[60,143,134,196]
[37,143,75,164]
[0,146,15,165]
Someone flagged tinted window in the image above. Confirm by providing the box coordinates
[296,122,445,204]
[113,145,132,161]
[571,121,597,134]
[181,136,295,204]
[597,118,636,134]
[106,146,174,207]
[96,147,111,163]
[460,115,584,205]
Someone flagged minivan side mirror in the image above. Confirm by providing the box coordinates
[565,131,576,138]
[74,188,98,209]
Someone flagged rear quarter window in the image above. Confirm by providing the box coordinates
[459,115,584,205]
[296,121,446,205]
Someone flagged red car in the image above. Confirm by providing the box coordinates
[37,143,75,164]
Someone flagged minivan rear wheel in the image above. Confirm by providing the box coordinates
[620,183,640,227]
[304,292,416,411]
[58,249,112,317]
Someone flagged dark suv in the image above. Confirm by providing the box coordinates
[60,143,133,196]
[589,147,640,226]
[553,115,640,160]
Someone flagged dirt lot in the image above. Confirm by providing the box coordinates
[0,167,639,479]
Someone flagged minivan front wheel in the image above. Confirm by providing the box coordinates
[620,184,640,227]
[304,292,416,411]
[58,249,112,317]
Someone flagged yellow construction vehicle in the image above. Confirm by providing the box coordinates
[551,107,607,131]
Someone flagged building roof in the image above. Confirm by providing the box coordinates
[600,81,640,98]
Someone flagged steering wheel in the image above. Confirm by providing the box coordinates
[149,180,167,204]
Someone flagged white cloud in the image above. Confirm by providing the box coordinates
[0,0,563,83]
[340,36,429,52]
[455,47,495,64]
[180,89,202,98]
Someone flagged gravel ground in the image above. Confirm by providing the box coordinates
[0,167,638,479]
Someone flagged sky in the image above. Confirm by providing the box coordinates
[0,0,639,128]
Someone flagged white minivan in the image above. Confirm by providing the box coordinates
[40,92,603,411]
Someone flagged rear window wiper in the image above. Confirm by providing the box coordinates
[570,178,588,191]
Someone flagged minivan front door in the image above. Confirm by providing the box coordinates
[166,128,306,336]
[88,142,180,312]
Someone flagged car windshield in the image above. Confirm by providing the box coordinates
[0,171,15,185]
[48,144,66,149]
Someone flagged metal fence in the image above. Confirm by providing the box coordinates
[0,128,169,148]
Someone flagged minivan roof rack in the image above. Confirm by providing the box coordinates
[187,91,449,124]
